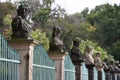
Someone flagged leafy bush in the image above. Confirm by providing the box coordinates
[80,39,107,60]
[111,41,120,61]
[32,29,49,51]
[2,14,12,39]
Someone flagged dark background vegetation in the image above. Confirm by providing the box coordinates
[0,1,120,61]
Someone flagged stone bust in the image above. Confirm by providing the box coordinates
[83,45,94,65]
[70,38,82,60]
[49,27,64,51]
[103,58,109,71]
[12,4,34,39]
[94,53,103,70]
[109,60,115,72]
[114,61,120,72]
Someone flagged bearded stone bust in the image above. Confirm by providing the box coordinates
[12,4,34,39]
[70,38,82,60]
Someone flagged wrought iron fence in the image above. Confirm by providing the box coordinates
[102,69,105,80]
[64,53,75,80]
[0,33,20,80]
[94,67,98,80]
[81,63,88,80]
[33,45,55,80]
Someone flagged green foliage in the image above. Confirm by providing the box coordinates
[2,14,12,39]
[0,2,15,28]
[86,3,120,61]
[1,2,118,62]
[61,13,95,50]
[32,1,66,28]
[3,14,12,27]
[111,41,120,61]
[0,2,15,38]
[95,46,107,60]
[31,0,52,27]
[80,39,107,60]
[107,54,115,62]
[32,29,49,51]
[87,4,120,47]
[81,7,89,17]
[33,8,51,26]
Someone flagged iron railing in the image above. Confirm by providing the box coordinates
[64,53,75,80]
[33,45,55,80]
[81,63,88,80]
[94,67,98,80]
[0,33,20,80]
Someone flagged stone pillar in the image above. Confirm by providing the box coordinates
[104,69,111,80]
[8,39,36,80]
[117,73,120,80]
[72,60,83,80]
[116,71,120,80]
[110,71,115,80]
[86,64,95,80]
[48,51,66,80]
[98,70,102,80]
[96,66,103,80]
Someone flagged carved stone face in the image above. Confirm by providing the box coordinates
[17,4,30,19]
[22,6,28,18]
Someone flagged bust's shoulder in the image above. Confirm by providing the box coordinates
[13,16,22,20]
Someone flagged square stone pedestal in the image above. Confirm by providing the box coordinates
[48,51,67,80]
[8,39,36,80]
[72,59,83,80]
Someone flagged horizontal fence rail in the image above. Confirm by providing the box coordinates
[33,64,55,70]
[33,45,55,80]
[64,54,75,80]
[0,33,20,80]
[0,58,20,63]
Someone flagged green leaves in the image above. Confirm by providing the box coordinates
[0,2,15,29]
[80,39,107,60]
[33,8,51,26]
[3,14,12,27]
[87,4,120,47]
[111,41,120,61]
[32,29,49,51]
[86,3,120,61]
[2,14,12,39]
